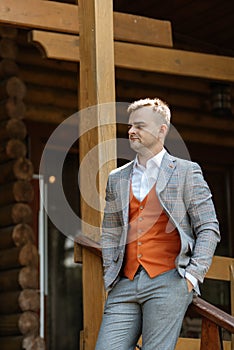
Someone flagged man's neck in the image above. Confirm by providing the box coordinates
[137,146,164,167]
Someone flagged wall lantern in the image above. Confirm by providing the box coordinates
[210,83,232,117]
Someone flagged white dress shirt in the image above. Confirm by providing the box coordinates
[131,148,197,290]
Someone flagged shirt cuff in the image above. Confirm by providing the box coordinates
[185,272,198,289]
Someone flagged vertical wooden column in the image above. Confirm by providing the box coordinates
[77,0,116,349]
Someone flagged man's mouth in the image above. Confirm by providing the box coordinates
[130,137,140,142]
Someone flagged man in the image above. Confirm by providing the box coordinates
[95,98,220,350]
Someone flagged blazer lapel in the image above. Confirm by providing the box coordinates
[119,162,133,227]
[156,152,177,194]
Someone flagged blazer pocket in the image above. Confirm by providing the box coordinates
[186,240,194,257]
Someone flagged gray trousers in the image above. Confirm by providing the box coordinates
[95,267,193,350]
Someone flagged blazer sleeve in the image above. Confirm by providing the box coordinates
[101,175,123,272]
[183,162,221,283]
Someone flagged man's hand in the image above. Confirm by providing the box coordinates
[186,278,194,293]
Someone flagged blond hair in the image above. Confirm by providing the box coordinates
[127,98,171,126]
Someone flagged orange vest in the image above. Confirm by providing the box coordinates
[123,184,181,280]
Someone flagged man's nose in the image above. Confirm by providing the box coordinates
[128,125,136,134]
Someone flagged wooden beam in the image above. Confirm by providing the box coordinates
[115,41,234,82]
[0,0,78,34]
[29,31,80,62]
[78,1,116,349]
[30,31,234,82]
[0,0,172,47]
[206,256,234,281]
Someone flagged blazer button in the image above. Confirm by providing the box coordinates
[138,254,142,258]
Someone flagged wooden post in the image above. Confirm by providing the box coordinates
[78,0,116,349]
[200,318,222,350]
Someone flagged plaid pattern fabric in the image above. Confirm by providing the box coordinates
[101,152,220,292]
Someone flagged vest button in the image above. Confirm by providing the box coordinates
[138,217,143,221]
[138,241,142,246]
[137,254,142,258]
[139,205,144,210]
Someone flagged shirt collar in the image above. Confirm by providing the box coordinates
[134,148,166,170]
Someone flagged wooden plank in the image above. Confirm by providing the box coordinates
[0,0,172,47]
[113,12,172,47]
[144,337,230,350]
[29,31,80,62]
[30,31,234,82]
[114,41,234,82]
[175,338,200,350]
[78,1,116,350]
[82,249,105,350]
[200,319,222,350]
[0,0,78,34]
[206,256,234,281]
[78,0,116,237]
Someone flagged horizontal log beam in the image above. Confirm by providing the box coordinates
[0,157,34,185]
[0,139,27,163]
[0,335,23,350]
[0,243,38,270]
[0,203,33,227]
[0,266,38,292]
[30,31,234,82]
[0,180,33,206]
[0,311,39,336]
[0,224,34,250]
[0,289,40,314]
[0,119,27,141]
[0,0,172,47]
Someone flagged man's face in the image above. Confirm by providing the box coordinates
[128,107,163,155]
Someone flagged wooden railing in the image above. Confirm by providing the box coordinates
[75,234,234,350]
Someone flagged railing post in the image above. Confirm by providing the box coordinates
[200,318,223,350]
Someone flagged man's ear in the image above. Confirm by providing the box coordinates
[159,124,168,138]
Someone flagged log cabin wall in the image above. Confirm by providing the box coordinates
[0,24,233,349]
[0,27,45,350]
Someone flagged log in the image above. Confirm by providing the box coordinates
[0,224,34,250]
[0,203,32,227]
[21,64,77,90]
[0,59,19,78]
[25,83,77,109]
[0,335,23,350]
[17,44,77,73]
[0,243,39,270]
[0,98,26,120]
[23,335,46,350]
[25,103,75,124]
[0,158,34,184]
[0,311,39,336]
[0,38,18,60]
[0,266,39,292]
[0,77,26,100]
[0,139,27,163]
[0,289,40,314]
[0,180,34,206]
[30,336,46,350]
[0,119,27,141]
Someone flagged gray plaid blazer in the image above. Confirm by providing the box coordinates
[101,151,220,292]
